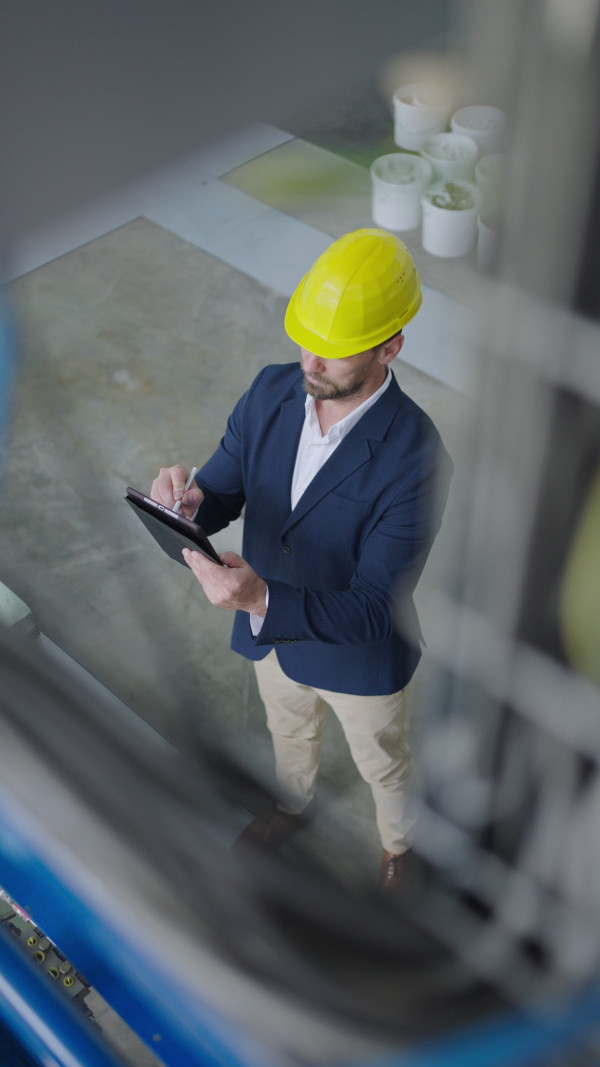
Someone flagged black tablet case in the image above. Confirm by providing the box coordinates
[125,489,223,566]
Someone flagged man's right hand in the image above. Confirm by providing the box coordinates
[150,465,204,520]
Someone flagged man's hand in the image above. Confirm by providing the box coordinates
[182,549,267,616]
[150,465,204,520]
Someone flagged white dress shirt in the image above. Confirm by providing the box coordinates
[250,368,392,635]
[290,367,392,510]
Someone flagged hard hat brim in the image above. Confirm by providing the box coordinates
[284,273,422,360]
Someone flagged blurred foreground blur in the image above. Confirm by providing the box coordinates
[1,1,600,1065]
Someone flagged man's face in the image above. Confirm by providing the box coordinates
[300,346,384,401]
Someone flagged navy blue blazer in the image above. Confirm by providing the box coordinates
[194,363,452,696]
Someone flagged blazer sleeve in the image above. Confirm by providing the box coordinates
[192,369,266,536]
[254,442,452,647]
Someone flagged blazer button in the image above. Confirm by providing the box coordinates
[283,545,292,554]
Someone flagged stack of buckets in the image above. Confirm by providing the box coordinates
[370,83,506,267]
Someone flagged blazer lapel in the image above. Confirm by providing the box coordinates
[282,372,404,536]
[274,383,306,520]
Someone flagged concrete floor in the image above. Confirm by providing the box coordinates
[1,118,474,1066]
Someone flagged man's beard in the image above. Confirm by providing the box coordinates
[302,369,371,401]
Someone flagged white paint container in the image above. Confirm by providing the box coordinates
[421,180,483,257]
[451,106,507,155]
[393,83,452,145]
[475,153,505,208]
[371,154,433,231]
[393,119,448,152]
[477,210,499,272]
[420,132,479,182]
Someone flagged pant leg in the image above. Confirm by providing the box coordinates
[316,682,415,854]
[254,650,328,814]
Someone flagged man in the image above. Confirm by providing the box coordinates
[151,229,452,888]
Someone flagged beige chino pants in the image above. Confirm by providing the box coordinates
[254,649,415,855]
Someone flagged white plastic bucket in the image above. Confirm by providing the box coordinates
[451,106,507,155]
[475,153,505,208]
[477,210,499,272]
[393,82,452,138]
[420,132,479,182]
[393,118,448,152]
[421,180,484,257]
[371,154,433,231]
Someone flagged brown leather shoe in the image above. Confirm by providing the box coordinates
[231,809,305,854]
[380,848,413,891]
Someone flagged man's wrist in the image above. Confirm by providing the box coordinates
[247,579,268,617]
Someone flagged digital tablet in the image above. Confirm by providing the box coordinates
[125,487,224,567]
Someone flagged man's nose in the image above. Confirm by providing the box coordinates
[302,350,325,374]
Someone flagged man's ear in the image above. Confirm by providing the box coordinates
[380,333,404,364]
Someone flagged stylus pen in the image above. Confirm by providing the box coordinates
[172,467,198,514]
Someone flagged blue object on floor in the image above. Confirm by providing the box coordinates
[0,926,126,1067]
[0,1018,40,1067]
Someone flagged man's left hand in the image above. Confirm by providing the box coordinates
[182,549,267,616]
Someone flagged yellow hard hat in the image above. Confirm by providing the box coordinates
[285,228,422,359]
